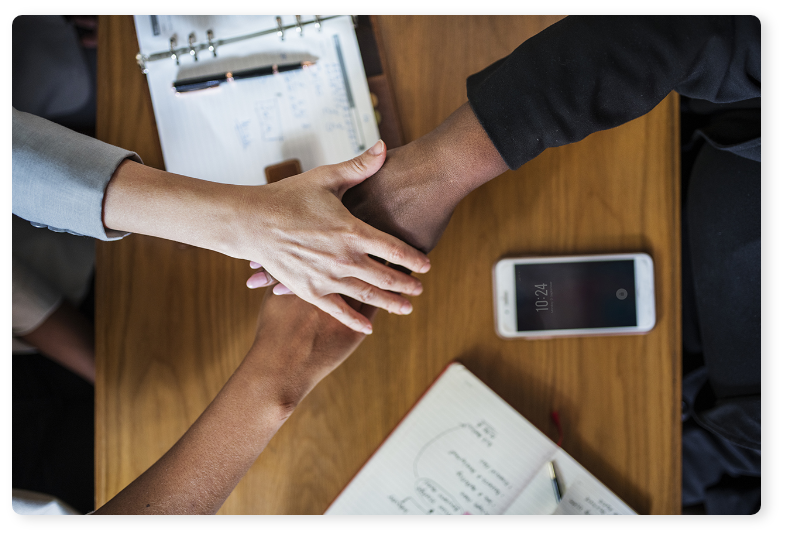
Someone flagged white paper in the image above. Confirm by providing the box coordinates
[134,15,379,185]
[551,479,634,515]
[326,363,636,515]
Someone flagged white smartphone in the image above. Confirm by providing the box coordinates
[493,253,656,339]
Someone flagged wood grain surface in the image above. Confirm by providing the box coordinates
[95,15,681,514]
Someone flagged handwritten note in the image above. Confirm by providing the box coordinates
[134,15,378,185]
[552,480,631,515]
[405,421,523,515]
[325,364,636,515]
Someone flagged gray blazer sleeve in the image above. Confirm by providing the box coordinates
[12,108,143,240]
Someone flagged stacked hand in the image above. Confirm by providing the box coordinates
[239,140,431,334]
[104,104,502,335]
[92,101,510,516]
[341,140,458,255]
[248,289,378,411]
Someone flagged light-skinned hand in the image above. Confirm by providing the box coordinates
[242,140,430,334]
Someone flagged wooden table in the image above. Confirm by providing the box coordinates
[95,16,681,514]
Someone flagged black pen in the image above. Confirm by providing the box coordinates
[173,60,316,93]
[548,461,562,503]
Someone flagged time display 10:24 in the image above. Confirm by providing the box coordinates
[534,283,549,312]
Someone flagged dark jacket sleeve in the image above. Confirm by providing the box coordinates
[467,16,761,170]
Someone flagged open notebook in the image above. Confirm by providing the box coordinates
[134,15,378,185]
[326,363,636,515]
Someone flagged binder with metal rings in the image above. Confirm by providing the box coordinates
[134,15,342,72]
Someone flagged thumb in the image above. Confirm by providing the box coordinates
[328,139,386,198]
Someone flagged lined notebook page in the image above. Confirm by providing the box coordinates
[134,15,378,185]
[503,450,635,514]
[325,363,635,515]
[326,363,557,515]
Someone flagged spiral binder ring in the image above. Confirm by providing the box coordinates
[169,36,179,65]
[188,32,198,61]
[206,29,217,57]
[137,15,340,72]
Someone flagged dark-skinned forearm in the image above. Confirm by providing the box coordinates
[93,350,292,515]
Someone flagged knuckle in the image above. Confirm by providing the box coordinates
[333,255,349,267]
[302,281,319,297]
[386,243,404,263]
[347,221,365,239]
[379,272,397,289]
[323,296,355,320]
[333,254,354,272]
[407,279,422,294]
[346,156,367,176]
[357,285,376,303]
[302,283,326,302]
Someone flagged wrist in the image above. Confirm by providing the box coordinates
[422,101,509,199]
[239,338,312,419]
[103,159,243,254]
[245,368,301,424]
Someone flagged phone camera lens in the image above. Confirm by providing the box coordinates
[616,288,628,300]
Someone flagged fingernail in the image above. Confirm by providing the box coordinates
[400,302,413,315]
[367,139,384,156]
[247,272,269,288]
[420,260,431,273]
[361,323,373,334]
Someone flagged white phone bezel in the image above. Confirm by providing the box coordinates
[493,253,656,339]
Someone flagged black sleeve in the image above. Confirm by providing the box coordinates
[467,16,761,170]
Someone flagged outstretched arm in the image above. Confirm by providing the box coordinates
[13,107,427,333]
[103,141,428,333]
[94,292,375,515]
[343,16,760,254]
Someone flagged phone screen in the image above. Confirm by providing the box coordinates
[514,260,637,331]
